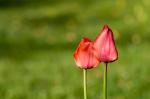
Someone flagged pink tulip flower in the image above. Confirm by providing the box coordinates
[93,25,118,63]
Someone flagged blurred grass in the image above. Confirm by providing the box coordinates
[0,0,150,99]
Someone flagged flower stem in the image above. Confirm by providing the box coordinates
[83,69,87,99]
[104,63,108,99]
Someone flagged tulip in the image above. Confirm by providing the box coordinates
[93,25,118,99]
[74,38,99,99]
[74,38,99,69]
[93,24,118,62]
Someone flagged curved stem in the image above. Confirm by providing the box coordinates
[83,69,87,99]
[104,63,108,99]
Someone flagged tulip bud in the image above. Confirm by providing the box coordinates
[74,38,99,69]
[93,25,118,62]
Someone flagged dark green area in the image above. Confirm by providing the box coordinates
[0,0,150,99]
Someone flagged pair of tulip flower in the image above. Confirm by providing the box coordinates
[74,25,118,99]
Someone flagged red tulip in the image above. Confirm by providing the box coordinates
[93,25,118,62]
[74,38,99,69]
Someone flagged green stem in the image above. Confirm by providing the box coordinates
[104,63,108,99]
[83,69,87,99]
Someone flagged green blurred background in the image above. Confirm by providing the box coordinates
[0,0,150,99]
